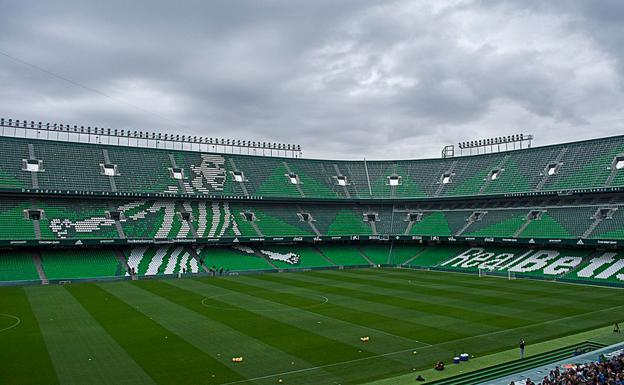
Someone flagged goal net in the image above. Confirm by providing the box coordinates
[478,268,516,280]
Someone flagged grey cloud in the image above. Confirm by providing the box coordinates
[0,0,623,160]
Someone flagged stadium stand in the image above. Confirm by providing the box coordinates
[195,246,273,271]
[505,347,624,385]
[2,129,624,287]
[3,134,624,199]
[4,196,624,243]
[125,245,201,276]
[359,244,393,265]
[405,245,467,268]
[0,250,38,281]
[2,241,624,286]
[40,249,123,280]
[258,245,334,268]
[388,244,427,265]
[316,244,371,266]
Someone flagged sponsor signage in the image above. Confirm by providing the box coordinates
[0,234,620,248]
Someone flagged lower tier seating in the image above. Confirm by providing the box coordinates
[317,244,370,266]
[126,246,200,276]
[1,244,624,287]
[40,249,123,280]
[0,251,39,281]
[434,245,624,285]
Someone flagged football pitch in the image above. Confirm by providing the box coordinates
[1,268,624,385]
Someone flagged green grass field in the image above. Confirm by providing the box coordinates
[1,268,624,385]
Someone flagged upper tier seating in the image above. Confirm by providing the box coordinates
[2,134,624,200]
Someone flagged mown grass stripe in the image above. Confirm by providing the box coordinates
[0,287,58,385]
[144,278,403,384]
[362,268,624,315]
[240,273,496,336]
[356,268,623,304]
[100,281,312,380]
[25,286,155,385]
[317,268,612,326]
[162,278,422,384]
[219,274,465,344]
[335,268,576,306]
[351,268,624,317]
[353,268,568,296]
[308,269,596,321]
[351,267,620,305]
[4,268,624,385]
[294,271,542,329]
[66,283,243,385]
[253,272,509,334]
[191,276,424,351]
[211,273,624,384]
[142,279,370,364]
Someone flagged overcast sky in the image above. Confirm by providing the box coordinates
[1,0,623,160]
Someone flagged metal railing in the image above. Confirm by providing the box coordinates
[0,118,303,158]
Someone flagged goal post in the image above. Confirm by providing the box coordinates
[478,267,515,280]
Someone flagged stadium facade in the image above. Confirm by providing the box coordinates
[1,120,624,286]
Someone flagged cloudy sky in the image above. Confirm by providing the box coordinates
[1,0,623,160]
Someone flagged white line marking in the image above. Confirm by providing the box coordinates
[219,344,425,385]
[0,314,21,333]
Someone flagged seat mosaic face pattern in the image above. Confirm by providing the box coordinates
[2,196,624,242]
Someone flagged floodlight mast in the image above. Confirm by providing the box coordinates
[0,118,303,158]
[453,134,533,156]
[441,145,455,159]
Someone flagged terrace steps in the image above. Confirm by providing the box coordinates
[32,250,48,284]
[424,341,606,385]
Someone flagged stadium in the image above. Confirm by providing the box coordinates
[1,117,624,385]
